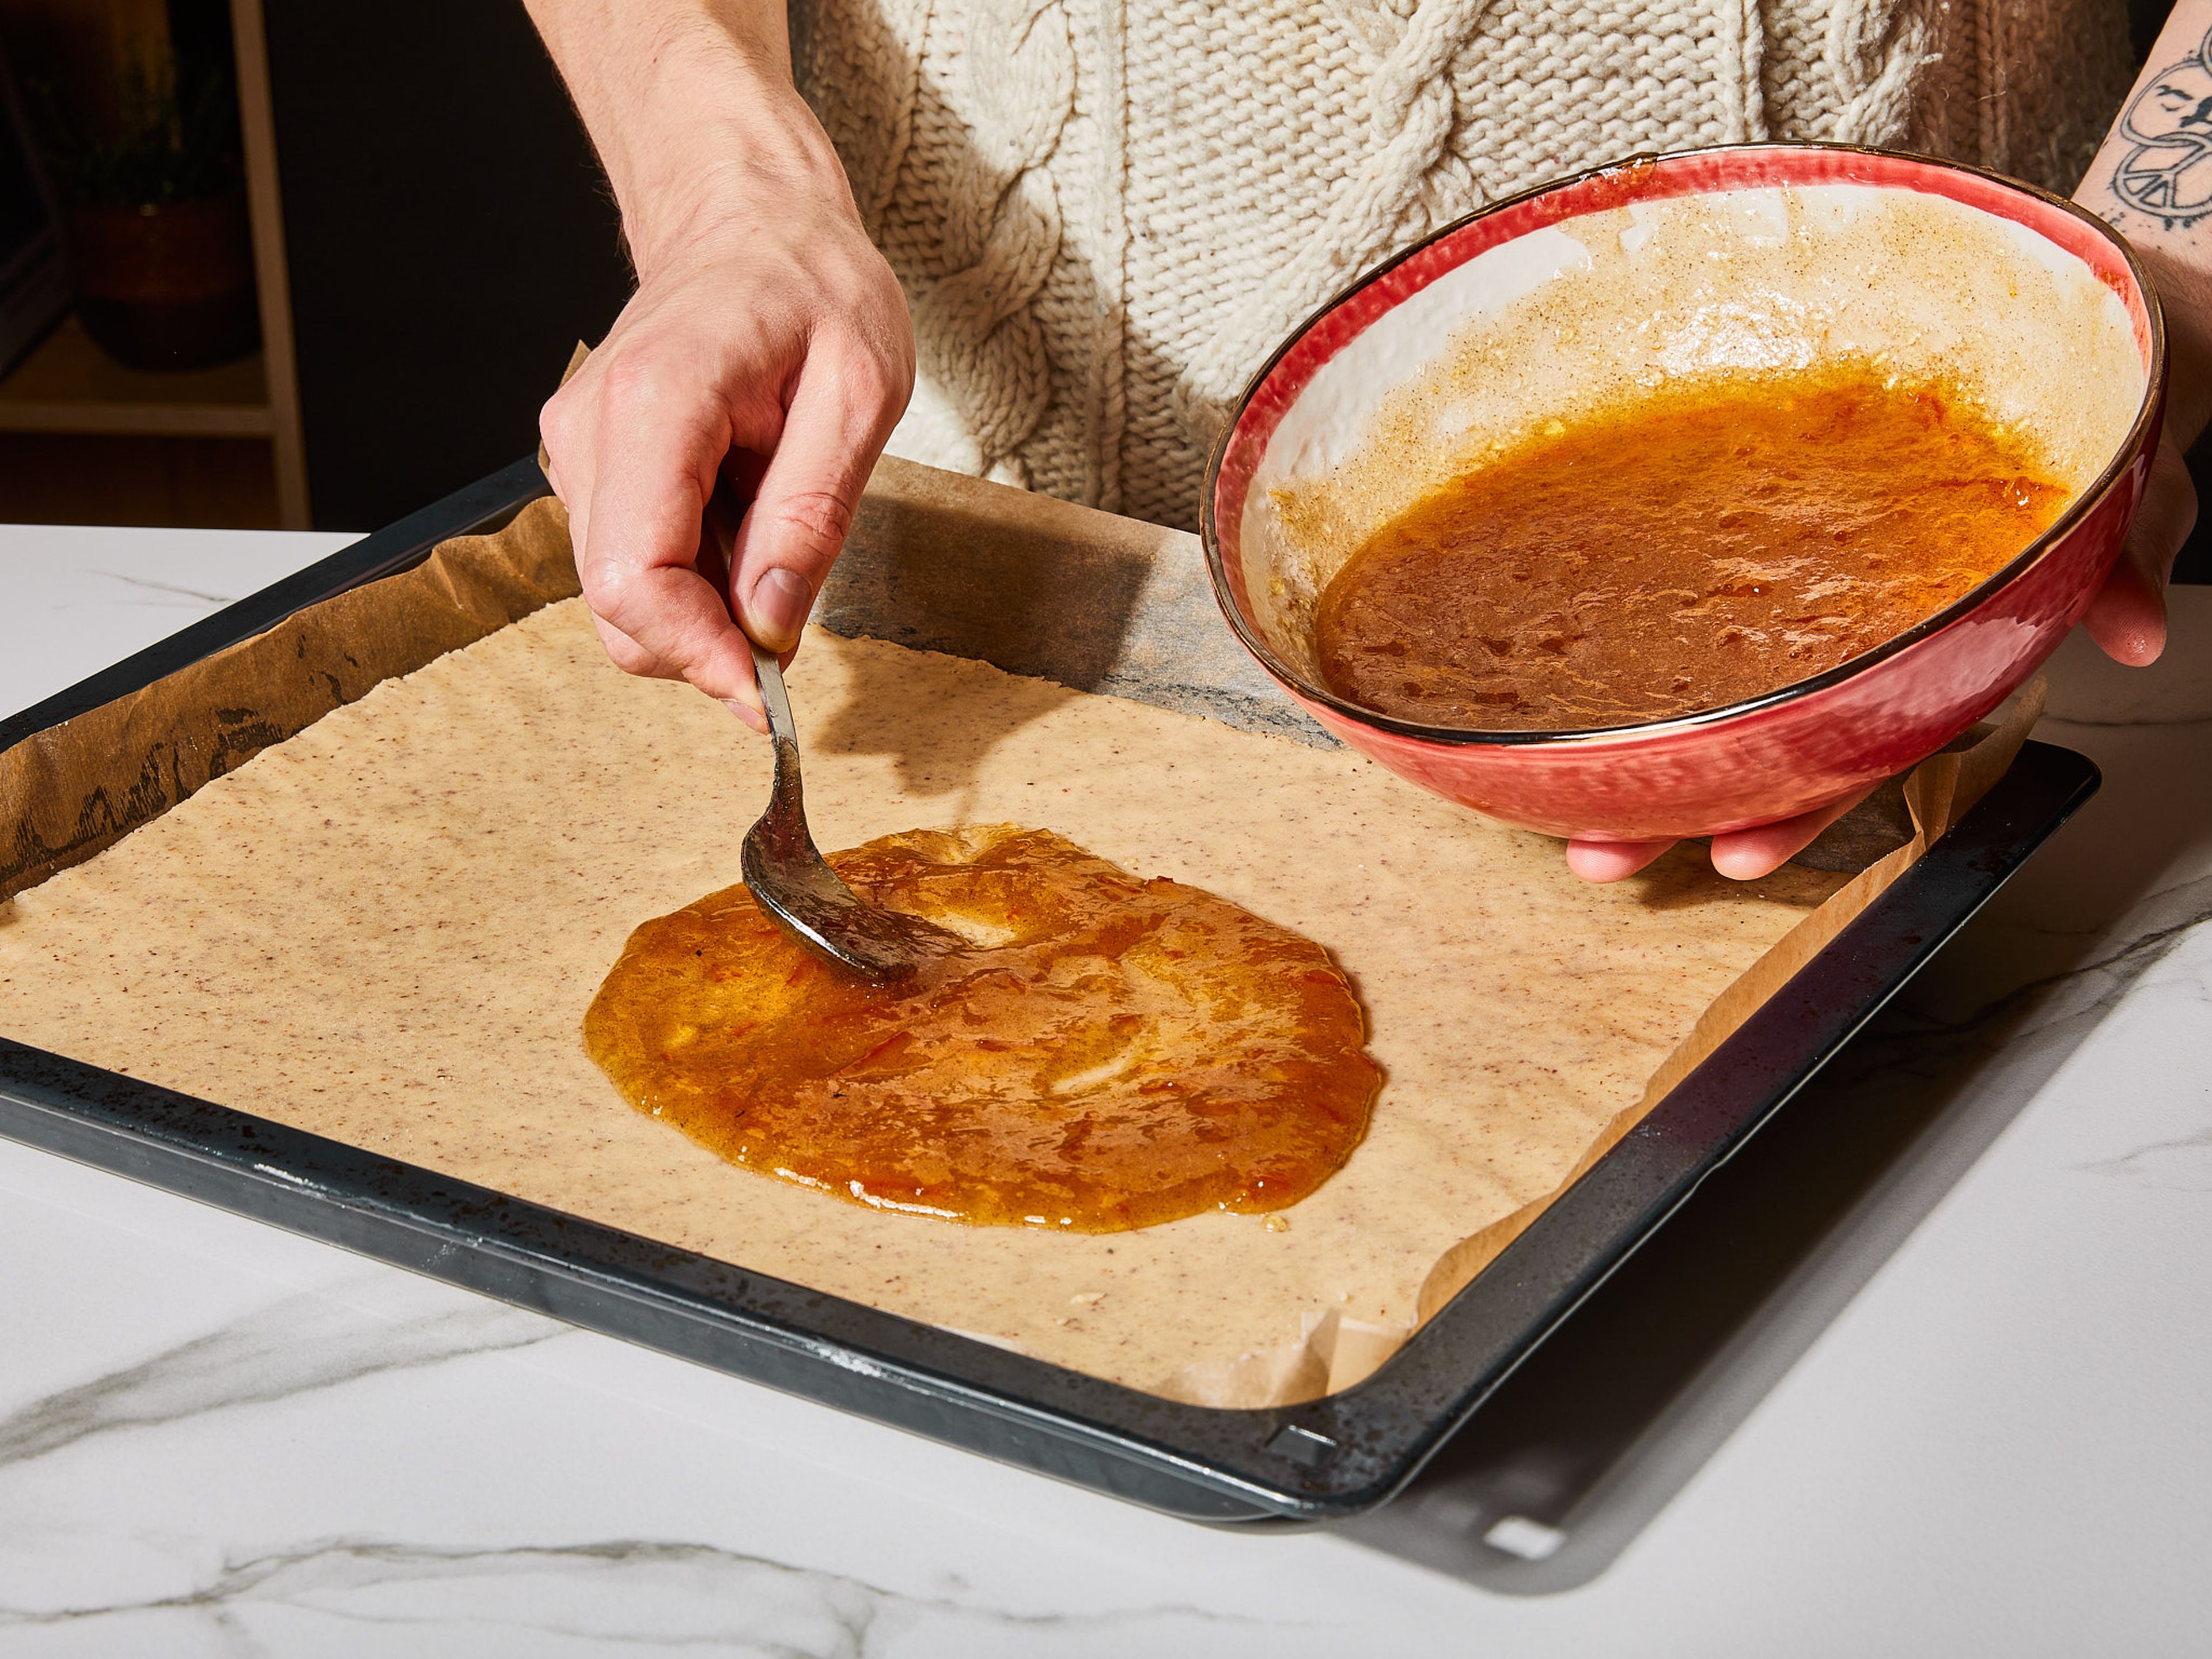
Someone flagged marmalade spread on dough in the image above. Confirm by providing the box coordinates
[582,825,1380,1232]
[1313,366,2071,731]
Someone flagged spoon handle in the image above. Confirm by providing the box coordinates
[749,641,815,861]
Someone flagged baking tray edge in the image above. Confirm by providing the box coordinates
[0,457,2101,1522]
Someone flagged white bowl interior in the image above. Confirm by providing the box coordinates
[1238,183,2149,684]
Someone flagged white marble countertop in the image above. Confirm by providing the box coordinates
[1,521,2209,1656]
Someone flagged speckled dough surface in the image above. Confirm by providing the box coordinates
[0,601,1843,1398]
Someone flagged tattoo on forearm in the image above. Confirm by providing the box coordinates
[2113,27,2212,228]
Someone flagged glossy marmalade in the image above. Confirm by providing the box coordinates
[583,825,1380,1232]
[1313,365,2071,732]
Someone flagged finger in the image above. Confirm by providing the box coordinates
[2084,435,2195,668]
[539,376,592,508]
[592,598,768,733]
[540,380,597,585]
[588,554,766,718]
[729,347,900,653]
[577,359,765,714]
[589,610,673,680]
[1709,783,1878,881]
[1565,836,1677,882]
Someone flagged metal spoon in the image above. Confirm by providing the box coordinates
[738,639,935,981]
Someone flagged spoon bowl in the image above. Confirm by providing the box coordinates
[740,641,942,981]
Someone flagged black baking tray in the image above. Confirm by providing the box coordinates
[0,457,2100,1522]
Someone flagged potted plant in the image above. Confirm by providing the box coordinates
[29,16,256,372]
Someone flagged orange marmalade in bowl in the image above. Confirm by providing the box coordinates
[1313,365,2070,732]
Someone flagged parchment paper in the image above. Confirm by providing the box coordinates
[0,467,2033,1406]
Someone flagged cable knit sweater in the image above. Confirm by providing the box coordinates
[794,0,2133,529]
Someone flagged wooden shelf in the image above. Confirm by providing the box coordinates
[0,315,275,440]
[0,1,308,525]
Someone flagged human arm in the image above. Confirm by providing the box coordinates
[2068,0,2212,663]
[522,0,914,729]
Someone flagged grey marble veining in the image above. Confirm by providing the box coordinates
[2080,1120,2212,1189]
[74,570,241,608]
[0,1291,562,1474]
[0,1532,1302,1657]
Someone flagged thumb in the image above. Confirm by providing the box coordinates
[730,354,892,653]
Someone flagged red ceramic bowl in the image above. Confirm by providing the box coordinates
[1202,145,2166,842]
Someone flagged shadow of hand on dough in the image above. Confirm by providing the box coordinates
[803,622,1093,810]
[806,480,1153,802]
[1627,847,1851,913]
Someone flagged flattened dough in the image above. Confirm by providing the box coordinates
[0,600,1842,1396]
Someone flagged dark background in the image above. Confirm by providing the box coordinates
[262,1,630,531]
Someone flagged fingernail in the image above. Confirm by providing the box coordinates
[723,698,768,734]
[750,568,812,652]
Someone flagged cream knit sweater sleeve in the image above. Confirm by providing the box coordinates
[795,0,2133,529]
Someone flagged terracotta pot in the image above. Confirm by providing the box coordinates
[1202,143,2166,843]
[67,187,259,370]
